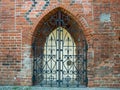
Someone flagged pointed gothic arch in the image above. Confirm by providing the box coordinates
[32,8,88,87]
[31,6,91,42]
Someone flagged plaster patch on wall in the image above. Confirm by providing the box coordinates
[70,0,91,15]
[22,44,32,70]
[100,13,111,22]
[82,3,92,14]
[87,48,94,63]
[17,44,32,79]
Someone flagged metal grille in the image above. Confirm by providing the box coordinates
[32,10,88,87]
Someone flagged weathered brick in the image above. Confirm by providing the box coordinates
[0,0,120,88]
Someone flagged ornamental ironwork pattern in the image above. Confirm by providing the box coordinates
[32,9,88,87]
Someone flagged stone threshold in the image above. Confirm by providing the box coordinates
[0,86,119,90]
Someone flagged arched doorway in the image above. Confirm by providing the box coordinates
[32,9,88,87]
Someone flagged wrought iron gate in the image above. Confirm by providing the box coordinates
[32,9,88,87]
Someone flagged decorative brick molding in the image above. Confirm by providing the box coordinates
[0,0,120,87]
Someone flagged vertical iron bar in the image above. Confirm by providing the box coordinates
[35,45,37,84]
[72,38,75,85]
[58,27,61,87]
[56,26,57,86]
[62,28,63,86]
[45,38,48,85]
[58,11,61,87]
[85,41,88,86]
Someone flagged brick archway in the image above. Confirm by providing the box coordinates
[30,5,93,44]
[21,6,94,86]
[30,7,93,87]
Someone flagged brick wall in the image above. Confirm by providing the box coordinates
[0,0,120,87]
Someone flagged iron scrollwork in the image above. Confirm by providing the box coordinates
[33,9,88,87]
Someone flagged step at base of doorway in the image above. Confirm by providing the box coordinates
[0,86,119,90]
